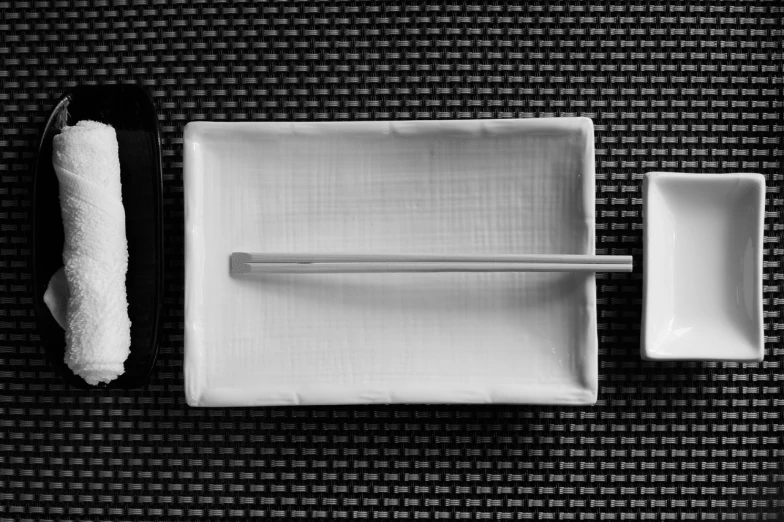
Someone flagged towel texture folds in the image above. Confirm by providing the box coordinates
[52,120,131,385]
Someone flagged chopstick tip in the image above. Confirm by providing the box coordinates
[230,252,252,274]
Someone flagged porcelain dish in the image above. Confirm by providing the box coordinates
[642,172,765,362]
[184,118,598,406]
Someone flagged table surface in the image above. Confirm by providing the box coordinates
[1,1,782,520]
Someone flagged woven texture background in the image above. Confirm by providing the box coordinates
[1,1,782,520]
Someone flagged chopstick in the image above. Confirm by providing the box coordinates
[230,252,633,274]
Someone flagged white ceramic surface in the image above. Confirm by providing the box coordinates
[642,172,765,362]
[184,118,598,406]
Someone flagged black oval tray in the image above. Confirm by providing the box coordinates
[32,85,163,389]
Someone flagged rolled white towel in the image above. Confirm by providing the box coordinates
[52,120,131,385]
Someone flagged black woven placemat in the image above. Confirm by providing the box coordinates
[1,1,782,520]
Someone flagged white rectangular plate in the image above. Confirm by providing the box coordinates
[184,118,597,406]
[642,172,765,362]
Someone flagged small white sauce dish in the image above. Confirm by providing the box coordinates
[642,172,765,362]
